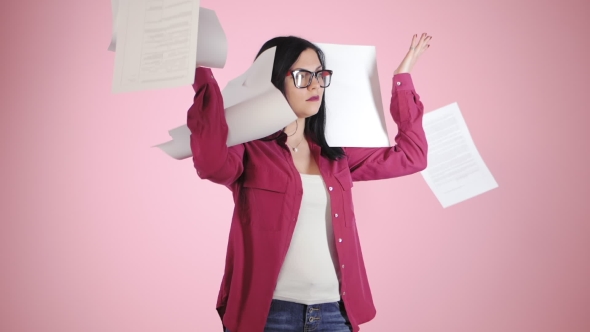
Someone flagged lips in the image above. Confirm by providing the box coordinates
[306,96,320,101]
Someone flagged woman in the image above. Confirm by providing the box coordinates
[188,34,431,332]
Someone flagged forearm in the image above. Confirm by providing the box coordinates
[389,73,428,168]
[187,68,244,185]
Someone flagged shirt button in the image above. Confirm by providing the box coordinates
[328,186,333,191]
[334,213,339,218]
[396,81,401,86]
[342,291,346,296]
[342,264,345,268]
[339,238,343,243]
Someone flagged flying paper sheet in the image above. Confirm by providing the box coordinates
[110,0,227,93]
[109,1,227,69]
[316,43,390,147]
[222,47,298,146]
[420,102,498,208]
[155,47,296,159]
[191,8,227,69]
[156,43,391,159]
[111,0,200,93]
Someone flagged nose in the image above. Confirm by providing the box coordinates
[308,74,321,90]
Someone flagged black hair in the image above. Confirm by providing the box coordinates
[255,36,345,161]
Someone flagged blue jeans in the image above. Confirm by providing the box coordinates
[226,299,352,332]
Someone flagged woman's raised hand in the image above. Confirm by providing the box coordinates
[394,33,432,75]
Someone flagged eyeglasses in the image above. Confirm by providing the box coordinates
[287,69,333,89]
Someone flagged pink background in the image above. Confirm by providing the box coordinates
[1,0,589,331]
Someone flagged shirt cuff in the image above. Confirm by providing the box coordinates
[193,67,215,90]
[392,73,415,92]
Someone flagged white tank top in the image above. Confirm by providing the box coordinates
[272,173,341,305]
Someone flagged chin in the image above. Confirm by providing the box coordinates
[301,107,320,118]
[296,111,317,119]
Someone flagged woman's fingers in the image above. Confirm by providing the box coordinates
[410,34,418,50]
[414,34,432,55]
[417,34,429,48]
[396,33,432,74]
[410,33,431,53]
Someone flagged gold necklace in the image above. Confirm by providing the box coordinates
[287,136,304,152]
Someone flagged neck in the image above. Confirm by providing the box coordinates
[284,118,306,141]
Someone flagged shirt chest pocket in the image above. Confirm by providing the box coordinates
[241,171,288,231]
[334,168,355,228]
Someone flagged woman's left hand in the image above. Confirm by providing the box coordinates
[394,33,432,75]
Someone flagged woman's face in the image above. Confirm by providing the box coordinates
[284,48,324,119]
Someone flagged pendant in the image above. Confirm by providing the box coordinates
[293,147,298,152]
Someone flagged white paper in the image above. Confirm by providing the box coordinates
[316,43,390,147]
[157,43,391,159]
[111,0,201,93]
[153,125,192,160]
[109,5,227,68]
[155,47,296,159]
[193,8,227,68]
[222,47,297,146]
[420,102,498,208]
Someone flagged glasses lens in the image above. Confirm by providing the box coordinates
[318,70,332,87]
[293,71,312,88]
